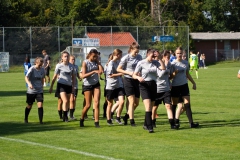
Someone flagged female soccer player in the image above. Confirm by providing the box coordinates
[49,51,76,122]
[133,49,165,133]
[170,47,199,128]
[152,50,176,129]
[105,49,124,125]
[69,55,81,120]
[24,57,45,124]
[80,49,103,127]
[117,42,142,126]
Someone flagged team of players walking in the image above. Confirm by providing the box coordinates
[24,42,199,133]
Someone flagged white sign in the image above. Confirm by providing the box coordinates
[72,38,100,47]
[0,52,9,72]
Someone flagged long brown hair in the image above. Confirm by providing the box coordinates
[128,42,140,53]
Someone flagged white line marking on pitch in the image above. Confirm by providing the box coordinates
[0,137,123,160]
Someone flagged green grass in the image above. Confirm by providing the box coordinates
[1,62,240,160]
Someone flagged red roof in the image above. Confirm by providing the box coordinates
[87,32,136,46]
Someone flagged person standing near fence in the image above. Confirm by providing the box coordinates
[24,57,45,124]
[170,47,199,129]
[69,55,81,120]
[189,51,199,79]
[49,51,76,122]
[42,50,51,87]
[80,49,103,128]
[117,42,142,126]
[24,57,31,87]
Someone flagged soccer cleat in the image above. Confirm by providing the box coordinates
[47,83,50,87]
[123,116,128,125]
[24,119,28,123]
[70,116,77,121]
[40,122,44,124]
[148,129,154,133]
[43,83,46,87]
[84,114,88,120]
[95,122,100,128]
[131,123,136,127]
[190,122,199,128]
[115,119,123,125]
[171,125,178,129]
[143,125,148,130]
[107,120,114,125]
[80,119,84,127]
[152,123,156,128]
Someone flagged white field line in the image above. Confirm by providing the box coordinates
[0,137,123,160]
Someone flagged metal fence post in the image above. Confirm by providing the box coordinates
[3,27,5,52]
[30,27,32,58]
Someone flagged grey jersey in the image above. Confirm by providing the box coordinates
[54,63,75,86]
[134,59,159,81]
[119,54,142,78]
[83,59,99,86]
[72,64,79,89]
[43,54,50,68]
[106,60,120,90]
[156,61,171,93]
[170,60,189,86]
[26,66,45,94]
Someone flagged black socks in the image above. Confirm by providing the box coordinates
[172,105,177,119]
[58,110,63,119]
[38,107,43,123]
[184,103,193,124]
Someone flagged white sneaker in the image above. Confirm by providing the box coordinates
[43,83,46,87]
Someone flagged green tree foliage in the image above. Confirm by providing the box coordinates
[1,0,240,31]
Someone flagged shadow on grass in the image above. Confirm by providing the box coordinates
[0,90,26,97]
[199,119,240,128]
[0,121,76,136]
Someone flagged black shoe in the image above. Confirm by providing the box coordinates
[123,116,128,125]
[143,125,148,130]
[80,119,84,127]
[24,119,28,123]
[148,129,154,133]
[95,122,100,128]
[175,119,180,129]
[107,120,113,125]
[190,122,199,128]
[171,125,178,129]
[131,123,136,127]
[152,123,156,128]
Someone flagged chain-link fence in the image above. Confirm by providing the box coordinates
[0,26,189,66]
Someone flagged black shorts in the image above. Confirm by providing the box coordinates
[26,93,43,105]
[155,91,171,106]
[123,77,140,98]
[110,87,125,101]
[106,89,118,100]
[45,66,50,76]
[139,81,157,101]
[58,83,72,94]
[82,82,100,94]
[171,83,190,97]
[72,89,78,97]
[178,96,184,103]
[55,83,60,98]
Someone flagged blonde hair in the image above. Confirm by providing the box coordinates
[34,57,43,64]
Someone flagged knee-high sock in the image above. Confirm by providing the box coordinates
[38,107,43,123]
[184,103,193,123]
[25,107,31,120]
[145,112,153,130]
[172,105,177,119]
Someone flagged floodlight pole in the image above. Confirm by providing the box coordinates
[3,27,5,52]
[30,27,32,58]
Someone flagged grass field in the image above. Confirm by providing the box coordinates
[1,61,240,160]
